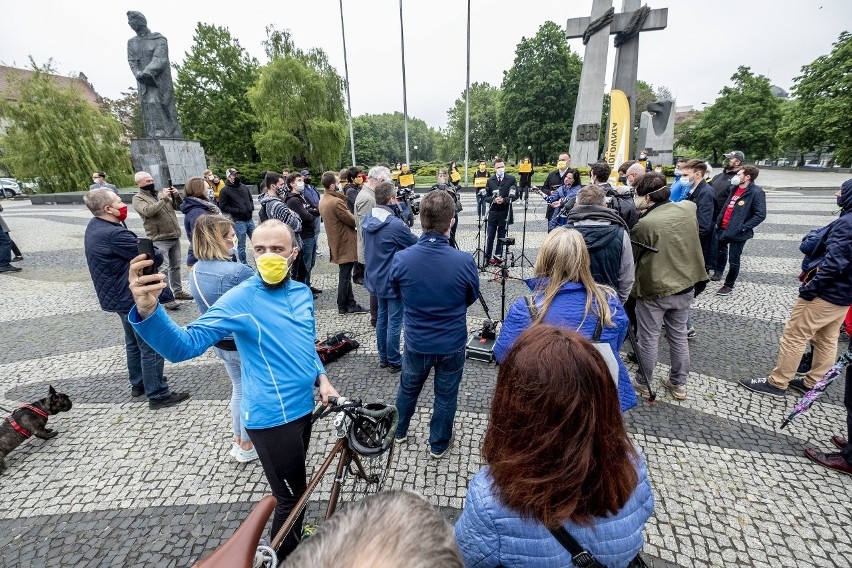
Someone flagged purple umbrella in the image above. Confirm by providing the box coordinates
[780,347,852,429]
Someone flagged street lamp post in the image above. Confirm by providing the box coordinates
[413,145,418,163]
[528,145,532,164]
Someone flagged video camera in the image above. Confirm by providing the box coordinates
[478,319,498,340]
[498,237,515,246]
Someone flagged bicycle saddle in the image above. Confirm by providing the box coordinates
[194,495,277,568]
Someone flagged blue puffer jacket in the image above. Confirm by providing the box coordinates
[455,456,654,568]
[362,205,418,298]
[84,217,162,313]
[493,280,637,412]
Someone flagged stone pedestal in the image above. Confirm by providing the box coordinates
[130,138,207,190]
[636,100,675,167]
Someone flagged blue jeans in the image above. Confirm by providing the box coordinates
[233,219,256,264]
[300,236,316,286]
[715,238,747,288]
[118,312,169,399]
[376,296,404,366]
[213,347,248,442]
[395,348,465,453]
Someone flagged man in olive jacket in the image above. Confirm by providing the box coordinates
[630,173,708,401]
[132,171,190,303]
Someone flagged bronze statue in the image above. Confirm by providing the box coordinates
[127,11,183,139]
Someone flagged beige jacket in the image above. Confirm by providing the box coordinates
[354,184,376,263]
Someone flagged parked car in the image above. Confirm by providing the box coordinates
[0,178,26,198]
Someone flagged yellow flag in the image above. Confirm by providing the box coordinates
[604,89,630,185]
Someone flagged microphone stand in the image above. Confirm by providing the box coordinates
[511,186,535,277]
[473,189,487,269]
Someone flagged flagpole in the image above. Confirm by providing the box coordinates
[463,0,471,188]
[399,0,410,165]
[339,0,356,166]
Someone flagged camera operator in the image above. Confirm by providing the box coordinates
[389,190,480,459]
[483,158,518,267]
[431,169,462,243]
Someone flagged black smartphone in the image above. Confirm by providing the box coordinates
[137,238,157,276]
[167,178,173,188]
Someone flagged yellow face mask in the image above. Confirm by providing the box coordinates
[255,252,290,285]
[557,160,567,170]
[401,165,409,173]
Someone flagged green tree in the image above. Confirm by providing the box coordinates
[689,66,783,162]
[779,32,852,166]
[497,21,582,163]
[104,87,144,141]
[174,23,259,167]
[0,62,132,193]
[443,82,502,164]
[344,112,438,167]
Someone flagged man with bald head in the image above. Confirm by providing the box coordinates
[625,163,646,190]
[127,219,339,559]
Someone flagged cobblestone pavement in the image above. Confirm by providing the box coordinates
[0,188,849,567]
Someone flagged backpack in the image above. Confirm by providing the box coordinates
[315,331,360,364]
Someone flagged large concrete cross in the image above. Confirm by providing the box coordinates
[566,0,667,166]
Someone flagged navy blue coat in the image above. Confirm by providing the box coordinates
[686,180,716,266]
[362,205,418,298]
[84,217,161,313]
[715,182,767,242]
[799,212,852,307]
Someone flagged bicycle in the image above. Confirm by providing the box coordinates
[195,396,398,568]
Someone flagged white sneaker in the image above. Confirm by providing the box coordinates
[229,443,239,458]
[234,446,259,463]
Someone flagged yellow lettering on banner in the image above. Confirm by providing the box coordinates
[399,173,414,187]
[518,162,532,173]
[474,176,487,188]
[450,171,461,182]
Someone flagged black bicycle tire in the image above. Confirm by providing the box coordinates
[332,439,395,509]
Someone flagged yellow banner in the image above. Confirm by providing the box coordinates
[604,89,630,185]
[398,173,414,187]
[474,176,487,188]
[450,171,461,182]
[518,162,532,173]
[391,169,401,181]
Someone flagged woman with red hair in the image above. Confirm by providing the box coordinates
[455,325,653,567]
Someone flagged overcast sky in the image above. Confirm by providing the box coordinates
[0,0,848,130]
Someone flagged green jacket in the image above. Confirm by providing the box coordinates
[132,189,182,241]
[630,201,707,301]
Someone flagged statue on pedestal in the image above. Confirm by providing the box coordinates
[127,11,182,139]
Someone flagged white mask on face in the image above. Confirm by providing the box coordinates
[495,168,505,177]
[296,181,305,192]
[633,195,650,210]
[730,175,742,187]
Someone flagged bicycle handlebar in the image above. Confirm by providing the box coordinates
[320,396,399,451]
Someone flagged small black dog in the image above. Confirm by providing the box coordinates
[0,386,73,474]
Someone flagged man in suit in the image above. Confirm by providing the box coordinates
[540,153,571,223]
[483,158,517,266]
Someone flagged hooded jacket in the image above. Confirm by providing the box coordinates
[362,205,418,298]
[710,168,739,217]
[218,179,254,221]
[799,179,852,307]
[180,196,220,266]
[258,193,302,234]
[565,205,634,303]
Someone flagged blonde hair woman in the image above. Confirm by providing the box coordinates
[493,227,637,411]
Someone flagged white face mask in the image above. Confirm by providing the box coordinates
[633,195,649,210]
[730,175,742,187]
[674,169,682,177]
[295,181,305,192]
[495,168,505,177]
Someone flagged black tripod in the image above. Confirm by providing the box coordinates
[511,186,535,275]
[497,237,516,321]
[473,204,487,269]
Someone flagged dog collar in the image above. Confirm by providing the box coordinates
[4,403,49,439]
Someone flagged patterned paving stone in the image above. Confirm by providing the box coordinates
[1,190,850,568]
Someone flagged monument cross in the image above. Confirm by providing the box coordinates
[566,0,667,166]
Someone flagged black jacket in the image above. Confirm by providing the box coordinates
[565,206,629,292]
[799,212,852,307]
[485,173,518,225]
[285,193,320,239]
[710,169,738,218]
[685,180,716,267]
[218,180,255,221]
[715,182,767,242]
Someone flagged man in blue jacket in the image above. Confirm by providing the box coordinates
[740,180,852,417]
[713,164,767,295]
[127,219,339,559]
[390,190,480,458]
[363,182,418,373]
[82,189,190,409]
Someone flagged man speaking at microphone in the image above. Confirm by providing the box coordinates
[483,158,518,267]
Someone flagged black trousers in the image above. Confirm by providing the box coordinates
[247,413,312,559]
[485,221,507,260]
[337,262,356,310]
[353,262,365,281]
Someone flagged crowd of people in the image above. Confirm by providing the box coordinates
[68,149,852,564]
